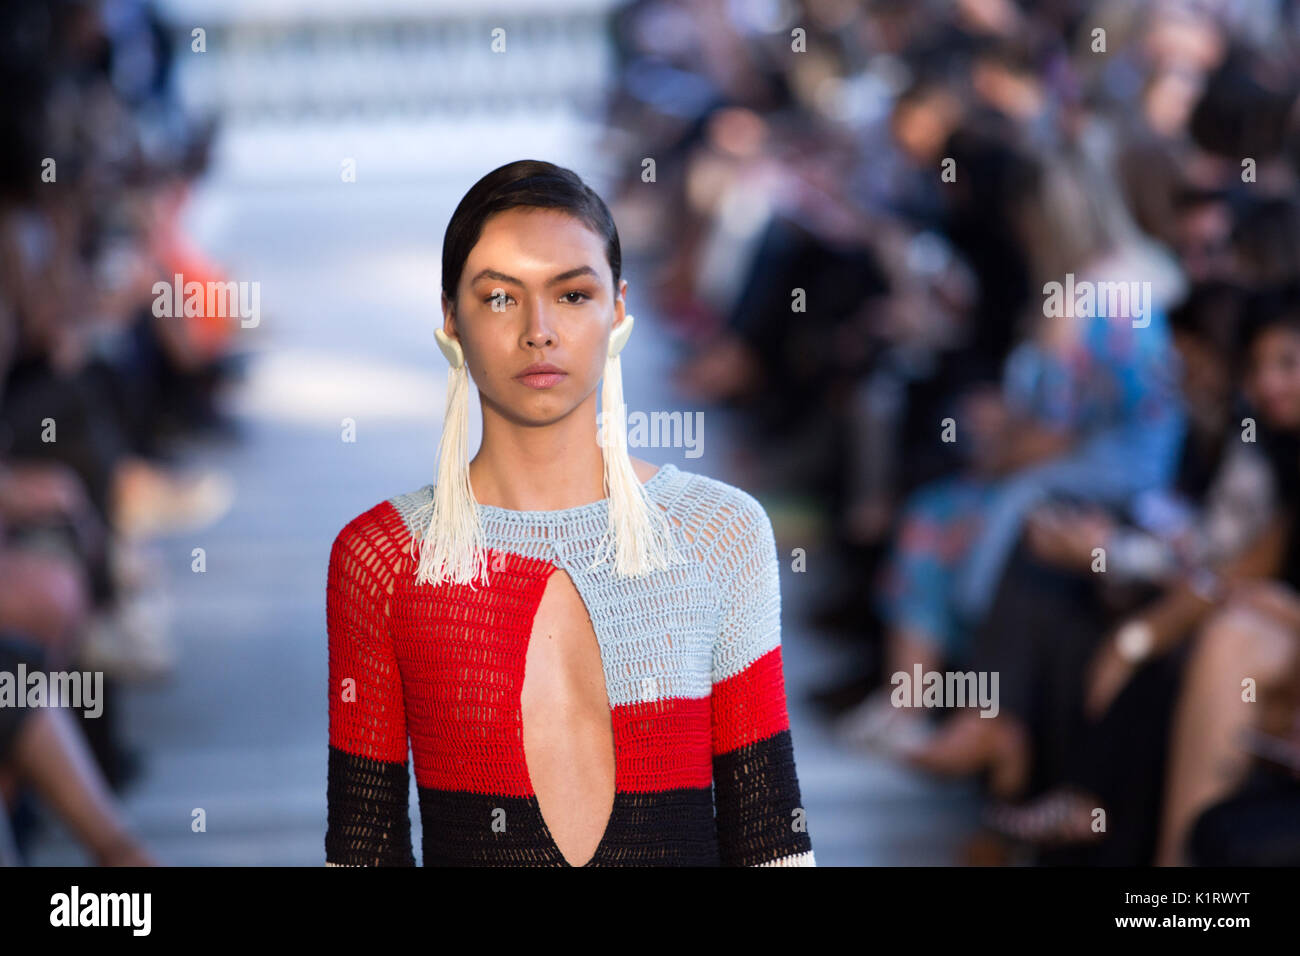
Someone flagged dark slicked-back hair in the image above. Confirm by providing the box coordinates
[441,159,621,308]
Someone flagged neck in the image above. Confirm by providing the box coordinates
[468,391,610,511]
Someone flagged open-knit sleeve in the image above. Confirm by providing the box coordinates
[325,509,415,866]
[708,491,816,866]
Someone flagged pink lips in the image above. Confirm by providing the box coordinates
[515,362,567,389]
[517,372,566,388]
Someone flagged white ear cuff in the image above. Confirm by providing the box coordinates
[609,313,634,358]
[435,328,464,369]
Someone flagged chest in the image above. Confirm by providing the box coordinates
[521,566,607,718]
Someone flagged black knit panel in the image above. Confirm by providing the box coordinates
[712,729,813,866]
[588,788,721,866]
[417,786,720,866]
[326,745,415,866]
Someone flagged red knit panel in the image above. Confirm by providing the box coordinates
[612,695,713,792]
[389,536,716,797]
[396,546,557,796]
[710,646,791,756]
[326,503,411,765]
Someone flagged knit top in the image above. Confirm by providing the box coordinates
[325,462,816,866]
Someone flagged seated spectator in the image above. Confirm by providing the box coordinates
[1157,290,1300,865]
[837,148,1187,760]
[0,632,157,865]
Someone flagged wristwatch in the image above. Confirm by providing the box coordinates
[1115,620,1155,663]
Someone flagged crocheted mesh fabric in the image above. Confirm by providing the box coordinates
[325,463,815,866]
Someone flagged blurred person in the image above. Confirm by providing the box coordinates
[1171,185,1236,283]
[1184,711,1300,865]
[0,633,157,866]
[1188,41,1299,187]
[803,60,1044,676]
[0,454,164,794]
[140,139,246,437]
[1155,289,1300,865]
[0,0,234,545]
[903,282,1270,862]
[804,224,976,648]
[0,471,93,672]
[888,72,1039,384]
[1231,196,1300,288]
[0,190,234,545]
[597,0,1300,869]
[838,141,1187,758]
[0,0,242,813]
[663,117,915,692]
[674,165,892,444]
[961,286,1298,865]
[0,190,227,680]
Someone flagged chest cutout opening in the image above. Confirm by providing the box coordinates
[519,566,616,866]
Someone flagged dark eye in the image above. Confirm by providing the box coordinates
[484,291,513,306]
[561,290,590,304]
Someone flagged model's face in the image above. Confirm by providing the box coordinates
[1247,325,1300,431]
[445,207,625,426]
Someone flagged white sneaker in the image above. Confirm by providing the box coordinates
[835,687,937,758]
[107,538,162,593]
[116,469,235,542]
[79,591,175,682]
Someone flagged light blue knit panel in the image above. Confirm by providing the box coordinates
[386,463,783,710]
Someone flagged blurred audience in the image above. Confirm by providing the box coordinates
[0,0,243,864]
[604,0,1300,865]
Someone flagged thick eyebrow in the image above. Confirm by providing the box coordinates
[468,265,600,288]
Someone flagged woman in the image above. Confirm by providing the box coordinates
[841,146,1186,758]
[1158,290,1300,865]
[954,288,1300,864]
[324,160,815,867]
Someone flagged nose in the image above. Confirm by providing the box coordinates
[521,300,556,349]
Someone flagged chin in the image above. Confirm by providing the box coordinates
[511,400,576,427]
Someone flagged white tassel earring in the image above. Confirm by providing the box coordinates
[591,313,681,577]
[410,327,491,589]
[411,312,680,588]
